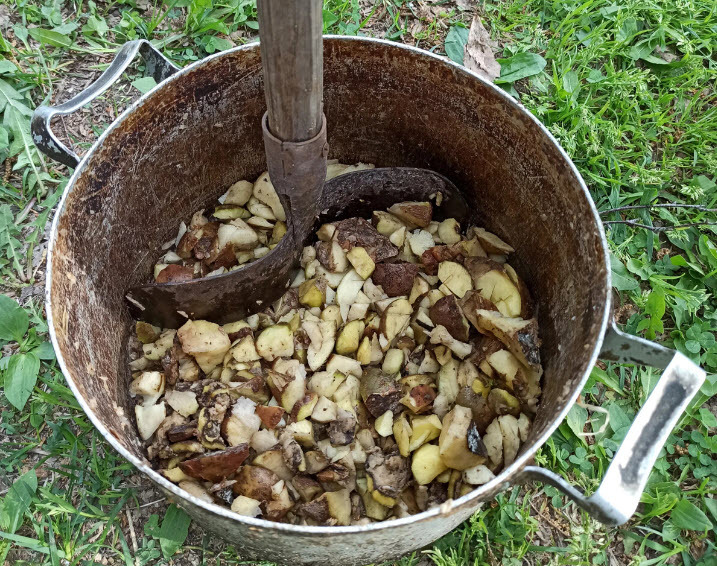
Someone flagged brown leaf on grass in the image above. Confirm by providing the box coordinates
[409,19,425,38]
[654,45,679,63]
[464,15,500,82]
[455,0,477,10]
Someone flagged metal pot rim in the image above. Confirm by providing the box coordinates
[46,35,611,535]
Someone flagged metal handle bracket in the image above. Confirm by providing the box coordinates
[522,323,705,526]
[31,39,179,168]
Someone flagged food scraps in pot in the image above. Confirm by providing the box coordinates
[153,161,374,282]
[131,193,543,525]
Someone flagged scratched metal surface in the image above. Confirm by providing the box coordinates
[45,37,610,565]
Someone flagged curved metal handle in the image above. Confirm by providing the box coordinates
[31,39,179,168]
[522,322,705,526]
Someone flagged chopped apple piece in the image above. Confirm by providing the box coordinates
[486,349,542,408]
[473,309,541,370]
[429,295,470,341]
[165,390,198,417]
[430,325,472,359]
[408,230,435,257]
[388,201,432,228]
[380,298,413,342]
[336,269,365,321]
[439,406,484,470]
[389,226,407,247]
[346,246,375,279]
[455,387,496,433]
[437,219,461,245]
[161,467,192,483]
[463,464,496,486]
[256,324,294,361]
[292,475,323,502]
[401,383,437,414]
[408,414,442,451]
[303,319,336,371]
[229,335,261,363]
[411,444,447,485]
[472,227,514,254]
[483,418,503,468]
[360,368,402,417]
[326,354,362,378]
[498,414,520,467]
[321,305,342,326]
[374,410,394,437]
[382,349,404,375]
[298,278,326,308]
[393,413,412,457]
[437,357,460,406]
[372,211,406,235]
[179,481,214,503]
[336,319,365,355]
[252,171,285,221]
[285,419,315,447]
[357,477,390,520]
[247,196,276,220]
[409,275,431,304]
[311,395,338,422]
[233,465,280,502]
[437,261,473,298]
[300,489,351,526]
[271,221,287,244]
[316,240,348,273]
[266,370,305,412]
[470,266,522,318]
[143,330,176,361]
[291,392,319,421]
[517,413,531,442]
[316,223,336,241]
[177,320,231,373]
[136,321,161,344]
[356,336,372,365]
[135,403,166,440]
[253,448,294,481]
[130,371,165,398]
[217,218,258,250]
[223,180,253,206]
[308,370,346,398]
[231,495,262,517]
[488,388,521,417]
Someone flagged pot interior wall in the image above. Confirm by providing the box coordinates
[50,39,608,466]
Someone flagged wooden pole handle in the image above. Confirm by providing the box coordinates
[257,0,323,142]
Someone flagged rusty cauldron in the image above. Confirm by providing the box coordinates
[32,38,705,565]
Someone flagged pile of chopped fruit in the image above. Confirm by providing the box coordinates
[129,192,543,526]
[152,161,373,282]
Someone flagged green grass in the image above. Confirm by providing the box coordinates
[1,0,716,564]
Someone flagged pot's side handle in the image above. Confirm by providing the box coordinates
[521,322,705,526]
[31,40,179,168]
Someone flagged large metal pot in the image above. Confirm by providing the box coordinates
[33,38,705,565]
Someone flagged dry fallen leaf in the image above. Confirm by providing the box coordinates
[409,19,425,39]
[455,0,477,10]
[464,15,500,82]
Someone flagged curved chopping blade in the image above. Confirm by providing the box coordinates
[125,167,469,328]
